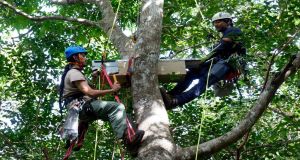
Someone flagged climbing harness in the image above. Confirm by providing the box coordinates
[61,99,89,160]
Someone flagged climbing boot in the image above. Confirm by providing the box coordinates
[64,140,71,149]
[123,127,145,157]
[160,87,178,109]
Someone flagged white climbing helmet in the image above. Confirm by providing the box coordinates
[212,12,232,22]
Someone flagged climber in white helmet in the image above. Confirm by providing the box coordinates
[160,12,247,109]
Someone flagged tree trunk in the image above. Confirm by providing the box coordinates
[131,0,177,159]
[2,0,299,159]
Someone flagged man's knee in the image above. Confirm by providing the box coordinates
[192,90,201,98]
[113,103,126,122]
[107,101,124,112]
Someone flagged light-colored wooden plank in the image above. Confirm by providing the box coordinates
[92,59,202,84]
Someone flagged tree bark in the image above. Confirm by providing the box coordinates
[51,0,136,57]
[131,0,176,159]
[2,0,300,159]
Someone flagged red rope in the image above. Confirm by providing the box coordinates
[63,140,76,160]
[101,64,121,103]
[225,70,241,81]
[63,122,88,159]
[74,122,89,150]
[101,64,136,137]
[63,60,135,160]
[101,63,137,160]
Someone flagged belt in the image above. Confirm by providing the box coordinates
[63,93,85,106]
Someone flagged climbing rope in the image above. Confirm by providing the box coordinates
[63,140,77,160]
[93,127,99,160]
[103,0,122,59]
[195,59,214,160]
[111,140,117,160]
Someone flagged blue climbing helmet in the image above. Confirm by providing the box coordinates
[65,46,87,59]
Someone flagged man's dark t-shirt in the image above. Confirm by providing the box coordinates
[214,27,245,59]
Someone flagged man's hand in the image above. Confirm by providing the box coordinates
[111,82,121,92]
[222,37,232,42]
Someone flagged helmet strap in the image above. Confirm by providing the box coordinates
[69,54,85,69]
[223,19,233,26]
[69,62,84,69]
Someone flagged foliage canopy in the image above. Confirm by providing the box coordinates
[0,0,299,159]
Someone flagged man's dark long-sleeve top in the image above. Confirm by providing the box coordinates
[214,26,246,59]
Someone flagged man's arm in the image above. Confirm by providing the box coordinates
[214,28,243,57]
[213,38,235,55]
[74,80,120,98]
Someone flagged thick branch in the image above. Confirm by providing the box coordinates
[176,53,300,160]
[51,0,134,57]
[261,29,299,92]
[1,0,134,57]
[0,0,98,27]
[94,0,134,57]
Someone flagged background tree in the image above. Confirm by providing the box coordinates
[0,0,299,159]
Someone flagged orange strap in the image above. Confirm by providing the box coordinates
[225,70,241,81]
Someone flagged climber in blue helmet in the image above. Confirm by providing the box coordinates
[59,45,144,156]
